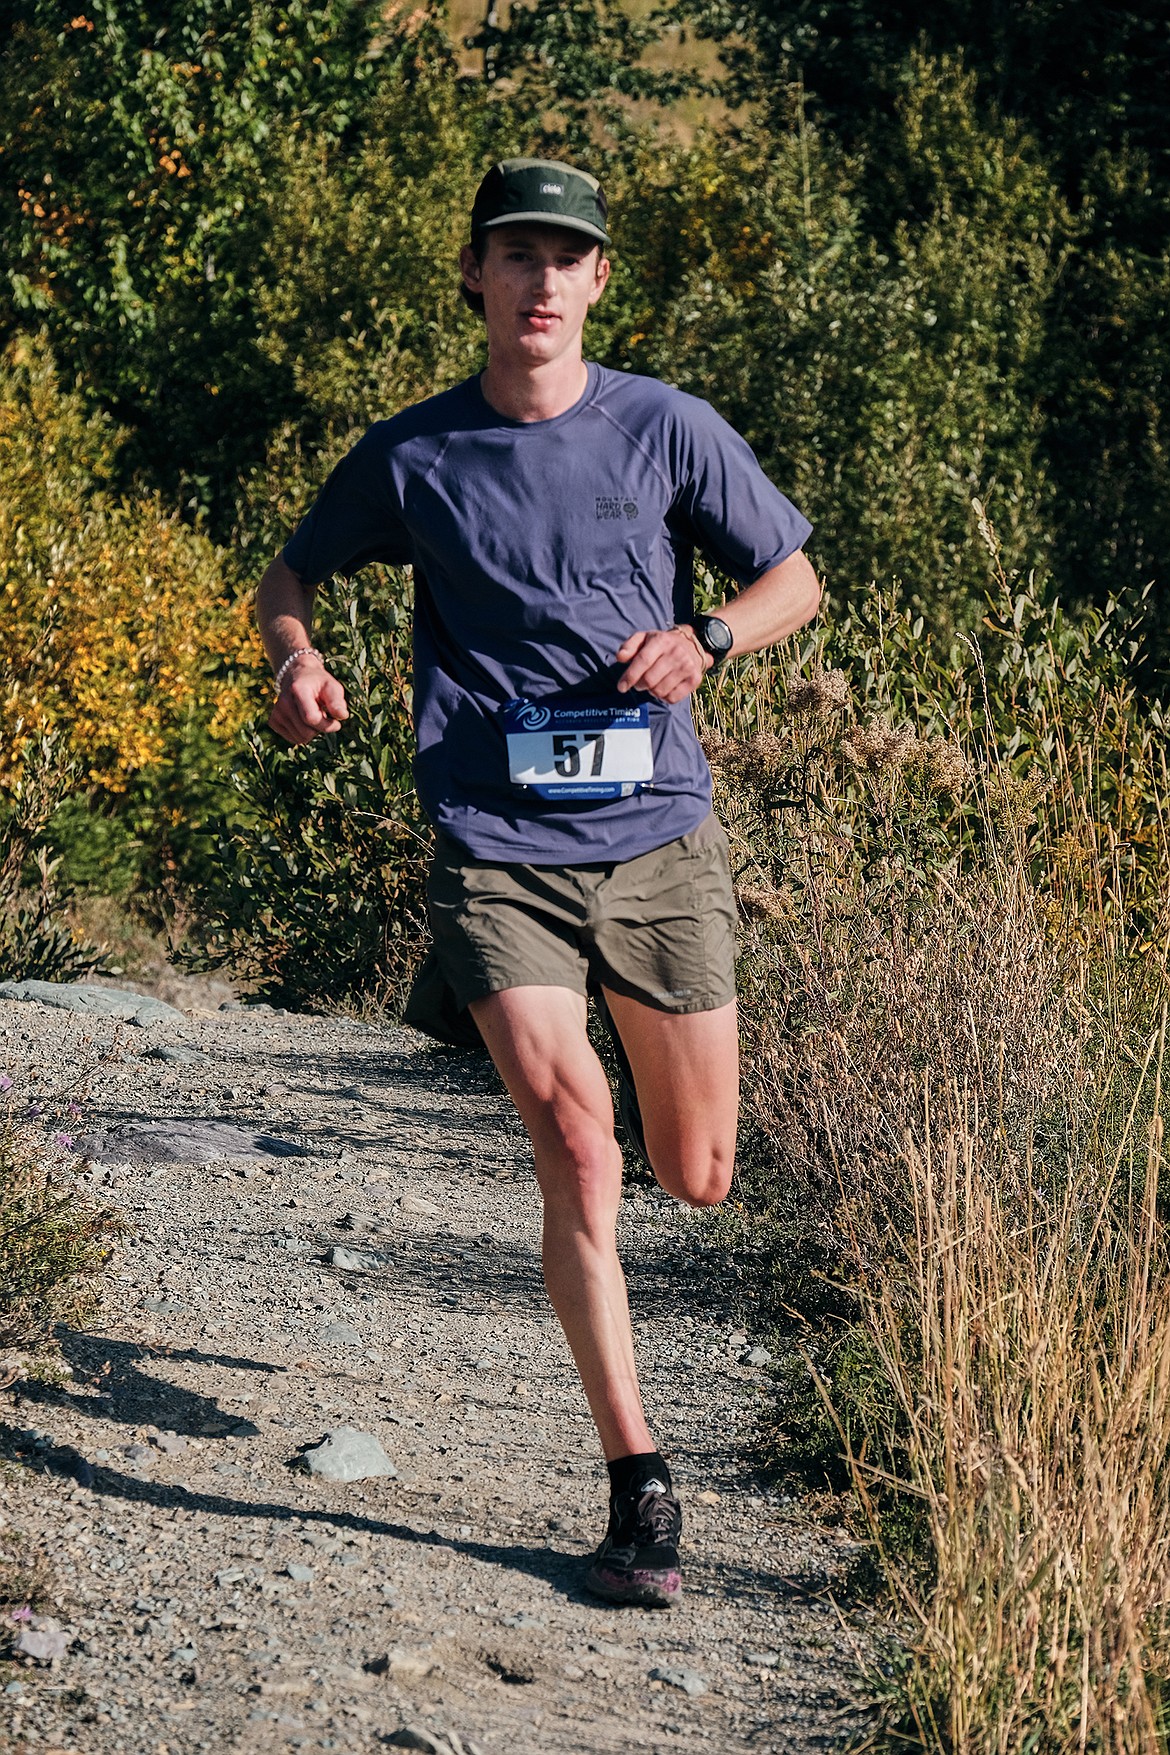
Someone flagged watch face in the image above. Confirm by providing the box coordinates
[697,615,733,659]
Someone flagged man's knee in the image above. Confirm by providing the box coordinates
[533,1110,623,1220]
[651,1136,735,1208]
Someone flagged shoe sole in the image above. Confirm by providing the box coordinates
[584,1561,681,1608]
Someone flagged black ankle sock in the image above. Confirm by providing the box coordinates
[607,1451,671,1499]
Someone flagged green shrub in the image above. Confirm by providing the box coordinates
[0,734,103,984]
[188,569,429,1010]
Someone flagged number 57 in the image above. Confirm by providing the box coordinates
[553,733,606,777]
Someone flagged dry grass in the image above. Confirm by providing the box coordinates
[837,1103,1170,1752]
[705,579,1170,1751]
[0,1119,123,1353]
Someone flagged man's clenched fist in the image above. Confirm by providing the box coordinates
[268,655,350,745]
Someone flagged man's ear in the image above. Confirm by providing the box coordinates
[588,253,611,307]
[459,243,483,293]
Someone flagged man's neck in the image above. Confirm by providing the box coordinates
[479,355,589,424]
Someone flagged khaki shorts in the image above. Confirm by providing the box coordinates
[403,815,737,1043]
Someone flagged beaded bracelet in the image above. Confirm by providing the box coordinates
[273,647,323,690]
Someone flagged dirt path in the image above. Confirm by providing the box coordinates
[1,991,862,1755]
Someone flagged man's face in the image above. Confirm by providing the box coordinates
[460,222,610,368]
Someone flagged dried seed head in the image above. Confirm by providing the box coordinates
[989,770,1048,829]
[786,667,851,717]
[736,883,793,924]
[924,738,975,796]
[841,719,920,774]
[706,731,792,787]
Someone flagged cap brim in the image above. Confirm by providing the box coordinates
[477,211,610,246]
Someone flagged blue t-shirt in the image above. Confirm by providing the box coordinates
[282,363,812,864]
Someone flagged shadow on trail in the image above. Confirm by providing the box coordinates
[15,1333,266,1438]
[0,1425,843,1609]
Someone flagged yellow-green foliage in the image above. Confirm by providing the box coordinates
[0,336,261,797]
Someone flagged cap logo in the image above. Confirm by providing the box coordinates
[540,181,564,195]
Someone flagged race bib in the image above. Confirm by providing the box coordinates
[502,698,654,800]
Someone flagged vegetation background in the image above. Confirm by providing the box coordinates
[2,2,1169,1749]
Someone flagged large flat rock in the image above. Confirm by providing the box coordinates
[76,1118,311,1166]
[0,981,185,1028]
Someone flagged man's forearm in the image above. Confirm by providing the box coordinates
[257,555,318,674]
[716,549,821,658]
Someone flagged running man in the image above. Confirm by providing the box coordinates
[258,157,820,1607]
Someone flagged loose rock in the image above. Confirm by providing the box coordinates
[296,1426,397,1482]
[329,1245,383,1272]
[650,1664,708,1696]
[385,1730,446,1755]
[318,1320,364,1349]
[13,1622,70,1664]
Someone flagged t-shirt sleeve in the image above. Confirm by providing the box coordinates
[281,426,412,585]
[669,395,812,587]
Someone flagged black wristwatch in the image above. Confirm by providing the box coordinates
[689,614,735,669]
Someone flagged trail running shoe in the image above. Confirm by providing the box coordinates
[584,1477,683,1608]
[593,990,650,1172]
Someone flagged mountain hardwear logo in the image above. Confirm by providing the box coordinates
[596,497,639,521]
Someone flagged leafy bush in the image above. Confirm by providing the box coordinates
[0,734,103,984]
[0,336,259,801]
[188,570,429,1010]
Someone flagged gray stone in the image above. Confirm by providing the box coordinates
[742,1346,773,1368]
[170,1644,198,1664]
[216,1568,247,1587]
[122,1442,152,1466]
[0,979,184,1026]
[650,1664,707,1696]
[286,1563,315,1584]
[294,1425,396,1481]
[297,1427,396,1483]
[743,1648,780,1668]
[142,1294,189,1315]
[77,1118,310,1167]
[214,1460,248,1478]
[13,1623,70,1664]
[4,1680,24,1695]
[152,1432,188,1456]
[329,1245,382,1273]
[318,1321,364,1350]
[144,1043,211,1066]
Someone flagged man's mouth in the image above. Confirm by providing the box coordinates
[523,310,559,327]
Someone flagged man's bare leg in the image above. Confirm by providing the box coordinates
[467,984,739,1456]
[469,984,653,1460]
[600,989,739,1205]
[470,982,740,1606]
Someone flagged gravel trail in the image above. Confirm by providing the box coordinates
[1,988,863,1755]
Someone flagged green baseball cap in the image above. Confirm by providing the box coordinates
[470,157,610,247]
